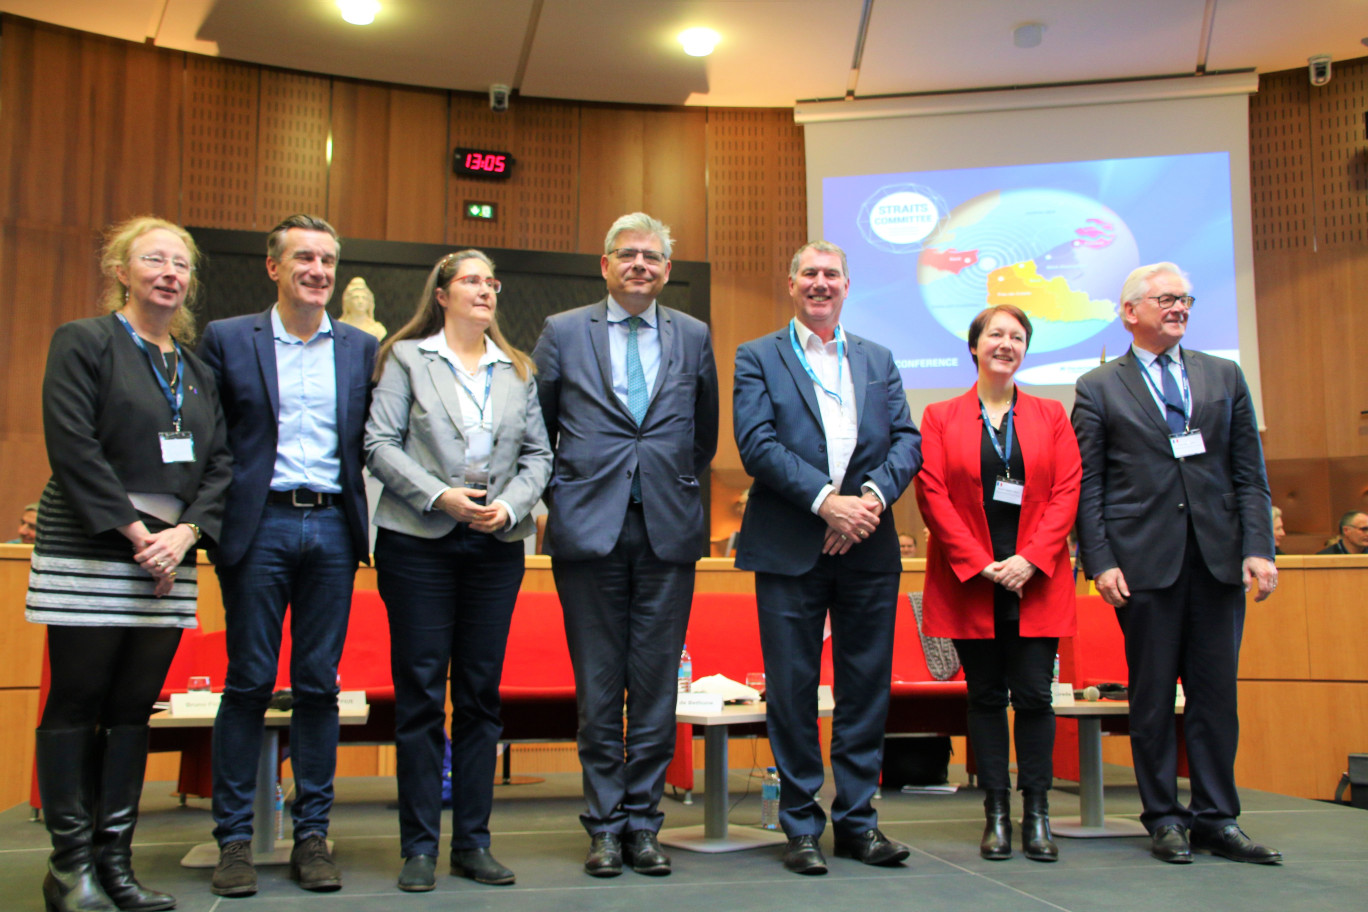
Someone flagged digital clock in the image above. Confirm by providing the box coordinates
[453,147,516,179]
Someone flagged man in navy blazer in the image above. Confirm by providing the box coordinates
[199,215,377,897]
[1072,262,1279,866]
[734,241,921,875]
[533,212,718,878]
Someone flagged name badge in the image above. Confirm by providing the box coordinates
[993,476,1024,505]
[1169,429,1205,458]
[159,432,195,464]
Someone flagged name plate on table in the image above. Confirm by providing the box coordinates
[1051,683,1075,706]
[339,690,367,709]
[677,693,724,713]
[170,692,222,715]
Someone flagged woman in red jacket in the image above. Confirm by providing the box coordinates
[915,305,1080,862]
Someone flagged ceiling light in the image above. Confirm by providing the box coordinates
[679,28,720,57]
[339,0,380,26]
[1013,23,1045,49]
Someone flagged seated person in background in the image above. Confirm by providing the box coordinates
[898,532,917,558]
[1317,510,1368,555]
[9,502,37,543]
[1271,506,1285,555]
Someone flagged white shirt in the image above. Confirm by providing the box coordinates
[1131,343,1188,428]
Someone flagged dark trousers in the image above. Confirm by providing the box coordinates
[42,626,182,729]
[376,525,524,858]
[212,504,356,845]
[552,505,694,836]
[953,625,1057,792]
[1116,526,1245,835]
[755,557,900,838]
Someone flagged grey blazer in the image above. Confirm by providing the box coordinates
[364,338,552,542]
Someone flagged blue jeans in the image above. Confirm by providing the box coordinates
[212,504,356,845]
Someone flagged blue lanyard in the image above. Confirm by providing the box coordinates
[789,320,845,406]
[979,398,1016,478]
[1139,352,1192,431]
[447,360,494,427]
[115,312,185,431]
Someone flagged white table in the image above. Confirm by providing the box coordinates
[660,685,834,853]
[150,699,370,867]
[1052,696,1184,838]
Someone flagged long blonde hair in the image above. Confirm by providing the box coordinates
[375,250,534,382]
[99,216,202,344]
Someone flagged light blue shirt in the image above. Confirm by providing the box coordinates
[270,305,342,493]
[1131,343,1188,427]
[606,298,661,410]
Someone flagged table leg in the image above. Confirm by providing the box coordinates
[702,725,729,840]
[1054,716,1146,838]
[252,729,278,857]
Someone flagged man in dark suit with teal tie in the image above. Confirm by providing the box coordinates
[1072,262,1281,865]
[533,212,718,878]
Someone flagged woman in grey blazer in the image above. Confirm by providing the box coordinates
[364,250,551,892]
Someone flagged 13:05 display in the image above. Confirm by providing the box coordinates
[453,148,516,178]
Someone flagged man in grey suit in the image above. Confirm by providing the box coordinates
[533,212,719,878]
[1072,262,1280,866]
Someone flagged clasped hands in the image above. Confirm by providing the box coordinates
[122,520,198,598]
[820,491,882,555]
[981,554,1037,596]
[436,486,509,534]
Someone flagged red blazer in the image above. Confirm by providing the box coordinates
[915,387,1081,639]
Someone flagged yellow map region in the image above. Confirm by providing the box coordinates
[987,261,1115,322]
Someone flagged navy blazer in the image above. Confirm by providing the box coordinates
[733,325,922,577]
[533,299,719,564]
[199,309,378,568]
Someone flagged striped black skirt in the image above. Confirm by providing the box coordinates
[25,479,199,629]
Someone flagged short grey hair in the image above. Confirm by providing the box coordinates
[267,214,340,261]
[789,241,849,280]
[604,212,673,259]
[1119,262,1190,311]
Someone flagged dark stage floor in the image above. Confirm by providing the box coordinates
[2,762,1364,912]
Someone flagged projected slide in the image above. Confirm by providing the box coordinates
[823,154,1239,388]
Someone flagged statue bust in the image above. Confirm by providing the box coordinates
[339,277,387,340]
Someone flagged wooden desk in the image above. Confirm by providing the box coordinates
[150,699,370,867]
[660,686,834,853]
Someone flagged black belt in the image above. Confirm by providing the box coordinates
[267,489,338,508]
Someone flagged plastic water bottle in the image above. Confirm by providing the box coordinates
[678,644,692,693]
[761,767,781,829]
[274,783,285,839]
[1052,653,1061,684]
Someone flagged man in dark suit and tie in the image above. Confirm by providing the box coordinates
[733,241,922,875]
[199,215,378,896]
[1072,262,1280,865]
[533,212,718,877]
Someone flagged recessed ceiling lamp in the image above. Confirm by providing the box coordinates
[1013,23,1045,49]
[339,0,381,26]
[679,27,720,57]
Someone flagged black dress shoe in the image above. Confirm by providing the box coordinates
[783,835,828,875]
[585,833,623,878]
[451,847,516,885]
[397,855,436,892]
[1150,824,1193,864]
[833,828,910,866]
[624,830,671,876]
[1191,825,1283,864]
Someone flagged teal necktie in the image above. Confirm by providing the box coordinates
[626,316,647,502]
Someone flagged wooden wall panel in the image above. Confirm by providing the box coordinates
[255,69,330,228]
[1248,71,1311,252]
[182,56,259,229]
[1312,61,1368,248]
[327,81,392,240]
[1252,250,1330,460]
[1239,568,1311,679]
[576,106,646,253]
[1302,561,1368,679]
[641,109,708,262]
[1237,680,1368,800]
[0,688,41,812]
[382,87,448,243]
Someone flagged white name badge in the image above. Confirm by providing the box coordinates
[676,693,724,713]
[993,477,1024,505]
[159,431,195,464]
[1169,429,1205,458]
[170,691,221,716]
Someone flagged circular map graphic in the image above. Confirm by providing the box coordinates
[915,188,1138,353]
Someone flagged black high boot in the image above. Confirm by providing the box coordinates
[35,727,117,912]
[93,726,175,911]
[1021,789,1059,862]
[980,789,1012,860]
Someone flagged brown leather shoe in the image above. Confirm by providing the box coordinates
[210,840,257,897]
[290,834,341,891]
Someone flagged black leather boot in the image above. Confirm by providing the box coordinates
[1021,789,1058,862]
[980,789,1012,860]
[36,727,118,912]
[93,726,175,911]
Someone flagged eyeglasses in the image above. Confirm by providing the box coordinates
[1348,525,1368,533]
[138,254,194,275]
[1146,294,1195,309]
[609,247,667,265]
[453,275,502,294]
